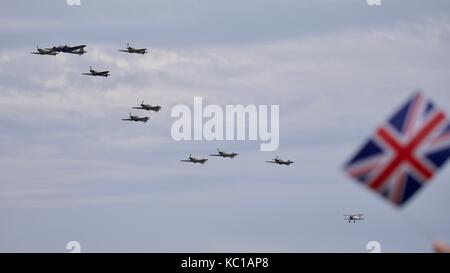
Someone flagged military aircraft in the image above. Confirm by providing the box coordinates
[180,154,208,164]
[266,156,294,166]
[118,43,148,55]
[30,46,58,56]
[121,112,149,123]
[132,101,161,112]
[82,66,110,77]
[46,44,87,55]
[210,149,238,159]
[344,214,365,223]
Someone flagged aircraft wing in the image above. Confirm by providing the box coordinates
[132,107,143,110]
[82,73,93,76]
[121,118,133,121]
[265,161,278,164]
[180,160,193,162]
[118,49,129,52]
[209,154,221,156]
[69,45,86,51]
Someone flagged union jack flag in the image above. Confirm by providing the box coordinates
[345,92,450,206]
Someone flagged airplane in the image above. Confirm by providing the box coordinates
[30,46,58,56]
[46,45,87,55]
[132,101,161,112]
[121,112,150,123]
[266,156,294,166]
[210,149,238,159]
[180,154,208,164]
[118,43,148,55]
[82,66,110,77]
[344,214,365,223]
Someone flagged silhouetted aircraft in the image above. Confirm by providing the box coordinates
[180,154,208,164]
[82,66,110,77]
[46,45,86,55]
[344,214,365,223]
[210,149,238,159]
[133,101,161,112]
[121,112,149,123]
[30,46,58,56]
[266,156,294,166]
[118,43,148,55]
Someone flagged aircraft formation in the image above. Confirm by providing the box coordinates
[31,43,293,166]
[30,43,160,122]
[29,41,362,224]
[30,42,295,166]
[31,43,148,77]
[122,101,162,123]
[179,150,294,166]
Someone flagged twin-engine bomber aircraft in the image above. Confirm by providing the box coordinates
[46,45,87,55]
[30,46,58,56]
[121,113,150,123]
[82,66,110,77]
[210,149,238,159]
[180,154,208,164]
[133,101,161,112]
[119,43,148,55]
[344,214,365,223]
[266,156,294,166]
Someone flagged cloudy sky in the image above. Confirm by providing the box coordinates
[1,0,450,252]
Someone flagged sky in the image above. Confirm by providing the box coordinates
[1,0,450,252]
